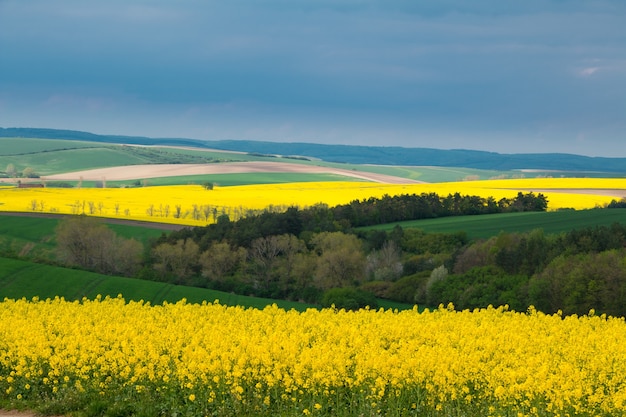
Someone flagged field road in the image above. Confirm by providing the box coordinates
[40,161,423,184]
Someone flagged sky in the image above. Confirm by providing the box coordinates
[1,0,625,157]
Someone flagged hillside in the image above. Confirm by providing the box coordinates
[3,127,626,173]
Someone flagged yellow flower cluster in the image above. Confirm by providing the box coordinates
[1,177,623,226]
[1,297,625,416]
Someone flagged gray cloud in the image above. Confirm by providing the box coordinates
[1,0,625,156]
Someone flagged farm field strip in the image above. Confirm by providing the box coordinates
[363,209,626,238]
[1,298,626,416]
[41,161,423,184]
[1,178,624,227]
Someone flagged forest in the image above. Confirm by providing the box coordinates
[52,190,626,317]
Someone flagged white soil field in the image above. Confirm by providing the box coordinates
[41,161,422,184]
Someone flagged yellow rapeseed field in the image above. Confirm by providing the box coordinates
[1,297,625,416]
[1,178,624,226]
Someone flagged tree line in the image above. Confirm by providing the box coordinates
[38,189,626,316]
[47,191,554,309]
[425,224,626,317]
[165,191,548,248]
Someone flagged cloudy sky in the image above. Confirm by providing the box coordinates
[1,0,625,156]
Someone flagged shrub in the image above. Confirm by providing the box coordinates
[321,287,379,310]
[386,273,429,304]
[359,280,393,298]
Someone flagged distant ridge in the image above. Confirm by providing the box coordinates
[2,127,625,173]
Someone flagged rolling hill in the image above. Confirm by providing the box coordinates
[2,127,626,174]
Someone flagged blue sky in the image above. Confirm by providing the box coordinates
[1,0,625,157]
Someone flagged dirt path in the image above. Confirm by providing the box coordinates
[0,411,37,417]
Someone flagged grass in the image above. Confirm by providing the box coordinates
[0,137,99,155]
[0,256,319,311]
[0,147,150,176]
[361,208,626,239]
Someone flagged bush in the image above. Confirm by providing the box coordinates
[428,266,528,311]
[386,273,429,304]
[360,281,393,298]
[321,287,379,310]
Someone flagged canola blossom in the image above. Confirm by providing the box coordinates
[0,177,624,226]
[1,297,626,416]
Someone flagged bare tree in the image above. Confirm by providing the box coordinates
[56,216,143,276]
[366,240,403,281]
[249,235,283,290]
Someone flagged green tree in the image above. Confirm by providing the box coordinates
[5,163,16,177]
[311,232,366,289]
[152,239,200,284]
[199,242,246,282]
[321,287,378,310]
[21,167,37,178]
[529,250,626,316]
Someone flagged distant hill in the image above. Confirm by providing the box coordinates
[2,127,625,173]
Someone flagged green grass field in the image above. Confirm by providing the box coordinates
[1,147,151,176]
[0,214,166,261]
[0,256,318,311]
[0,137,99,155]
[362,208,626,239]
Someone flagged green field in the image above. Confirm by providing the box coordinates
[362,208,626,239]
[0,257,317,310]
[1,147,150,176]
[0,137,100,155]
[0,214,166,242]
